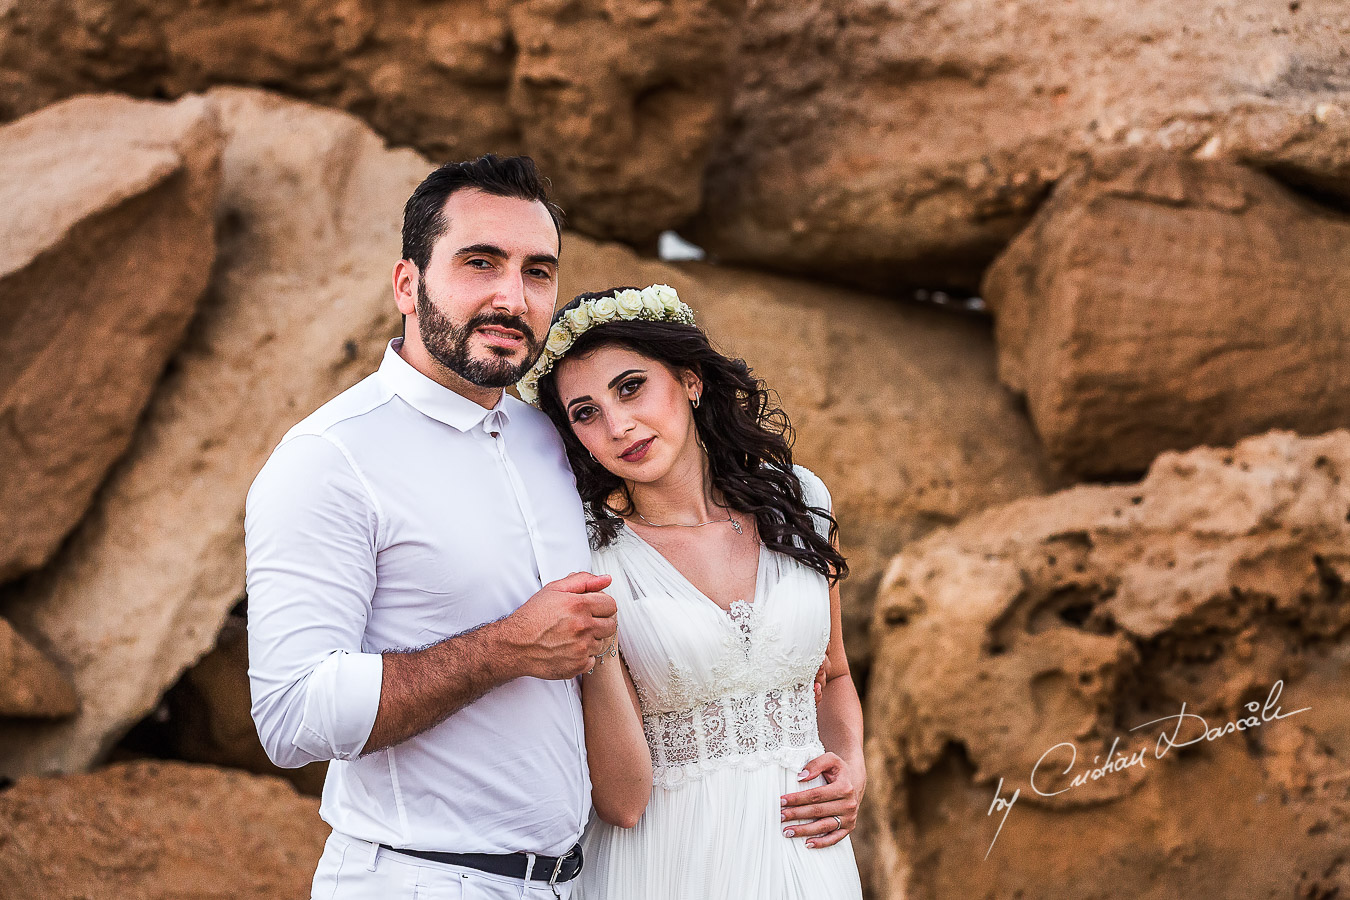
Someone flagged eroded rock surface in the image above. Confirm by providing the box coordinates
[0,0,737,246]
[0,93,221,580]
[688,0,1350,291]
[865,429,1350,899]
[984,152,1350,478]
[0,88,415,776]
[0,617,77,718]
[0,761,326,899]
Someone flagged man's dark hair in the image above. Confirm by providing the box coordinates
[401,154,564,273]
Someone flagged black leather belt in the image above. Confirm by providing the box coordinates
[378,842,583,884]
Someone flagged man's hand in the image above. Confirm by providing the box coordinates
[500,572,617,680]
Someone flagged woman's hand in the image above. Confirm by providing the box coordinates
[779,751,863,848]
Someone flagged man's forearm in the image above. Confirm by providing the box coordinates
[362,620,522,754]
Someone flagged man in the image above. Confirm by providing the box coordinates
[245,155,617,899]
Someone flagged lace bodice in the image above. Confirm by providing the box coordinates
[591,466,834,789]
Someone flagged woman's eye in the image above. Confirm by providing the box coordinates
[571,406,596,424]
[619,378,644,397]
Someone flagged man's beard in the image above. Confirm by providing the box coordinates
[416,280,542,388]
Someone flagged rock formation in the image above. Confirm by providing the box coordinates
[865,429,1350,899]
[983,152,1350,478]
[0,87,417,776]
[688,0,1350,291]
[559,236,1054,679]
[0,0,737,247]
[0,617,77,718]
[0,93,221,580]
[0,761,326,899]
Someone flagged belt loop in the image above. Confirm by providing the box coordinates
[365,840,381,872]
[523,852,537,881]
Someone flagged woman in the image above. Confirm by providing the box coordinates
[517,285,864,899]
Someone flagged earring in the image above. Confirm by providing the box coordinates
[692,393,701,409]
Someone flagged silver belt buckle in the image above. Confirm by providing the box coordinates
[548,846,577,897]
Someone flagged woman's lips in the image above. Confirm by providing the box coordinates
[619,437,654,463]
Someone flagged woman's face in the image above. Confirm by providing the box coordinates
[553,344,702,484]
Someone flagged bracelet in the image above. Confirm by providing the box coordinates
[585,638,619,674]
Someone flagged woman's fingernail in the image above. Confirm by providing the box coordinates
[806,841,816,849]
[780,811,788,820]
[798,769,809,778]
[780,797,787,807]
[784,829,794,837]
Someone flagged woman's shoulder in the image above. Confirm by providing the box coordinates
[790,463,832,512]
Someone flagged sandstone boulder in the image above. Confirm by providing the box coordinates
[983,152,1350,478]
[865,429,1350,899]
[688,0,1350,291]
[0,93,221,580]
[0,760,326,899]
[0,617,77,718]
[559,235,1053,681]
[0,0,737,247]
[0,87,417,776]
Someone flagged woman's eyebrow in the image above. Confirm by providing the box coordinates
[608,369,644,388]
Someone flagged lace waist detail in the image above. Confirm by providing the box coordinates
[642,682,824,789]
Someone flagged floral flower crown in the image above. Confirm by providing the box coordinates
[516,284,696,406]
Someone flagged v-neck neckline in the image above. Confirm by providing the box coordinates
[620,521,768,619]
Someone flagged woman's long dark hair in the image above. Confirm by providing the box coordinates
[536,289,848,584]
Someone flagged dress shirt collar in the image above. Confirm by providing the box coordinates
[379,338,516,433]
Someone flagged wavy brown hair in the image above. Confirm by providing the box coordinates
[535,289,848,584]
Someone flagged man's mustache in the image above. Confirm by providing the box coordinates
[467,312,538,346]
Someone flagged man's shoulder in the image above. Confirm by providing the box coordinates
[279,372,396,447]
[503,393,566,444]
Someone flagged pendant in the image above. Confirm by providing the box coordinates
[731,518,743,535]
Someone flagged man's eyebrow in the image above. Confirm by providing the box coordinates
[525,253,559,268]
[455,243,508,259]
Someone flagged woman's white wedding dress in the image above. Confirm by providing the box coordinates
[575,466,864,900]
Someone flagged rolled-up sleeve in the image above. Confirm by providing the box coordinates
[245,432,384,768]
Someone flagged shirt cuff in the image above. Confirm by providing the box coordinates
[292,649,384,761]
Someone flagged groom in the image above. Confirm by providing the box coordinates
[245,155,616,898]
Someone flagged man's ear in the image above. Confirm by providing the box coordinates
[393,259,419,317]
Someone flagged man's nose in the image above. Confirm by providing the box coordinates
[491,269,528,316]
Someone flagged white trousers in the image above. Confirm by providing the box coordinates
[312,831,577,900]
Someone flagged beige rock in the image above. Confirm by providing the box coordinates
[558,235,1053,680]
[687,0,1350,291]
[0,0,737,247]
[0,87,416,776]
[0,617,77,718]
[983,152,1350,478]
[866,429,1350,899]
[167,615,327,796]
[0,760,326,899]
[0,93,221,580]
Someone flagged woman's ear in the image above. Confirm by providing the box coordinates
[682,367,704,402]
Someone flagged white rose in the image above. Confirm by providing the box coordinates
[545,323,574,355]
[516,378,539,404]
[641,287,665,316]
[615,289,645,316]
[653,284,681,310]
[565,304,593,333]
[590,296,619,322]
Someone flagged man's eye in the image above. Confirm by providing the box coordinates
[527,267,554,280]
[467,258,492,269]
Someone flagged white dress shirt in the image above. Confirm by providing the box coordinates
[245,338,592,855]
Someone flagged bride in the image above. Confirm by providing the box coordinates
[516,285,865,899]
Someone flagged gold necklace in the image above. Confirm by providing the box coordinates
[631,508,744,535]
